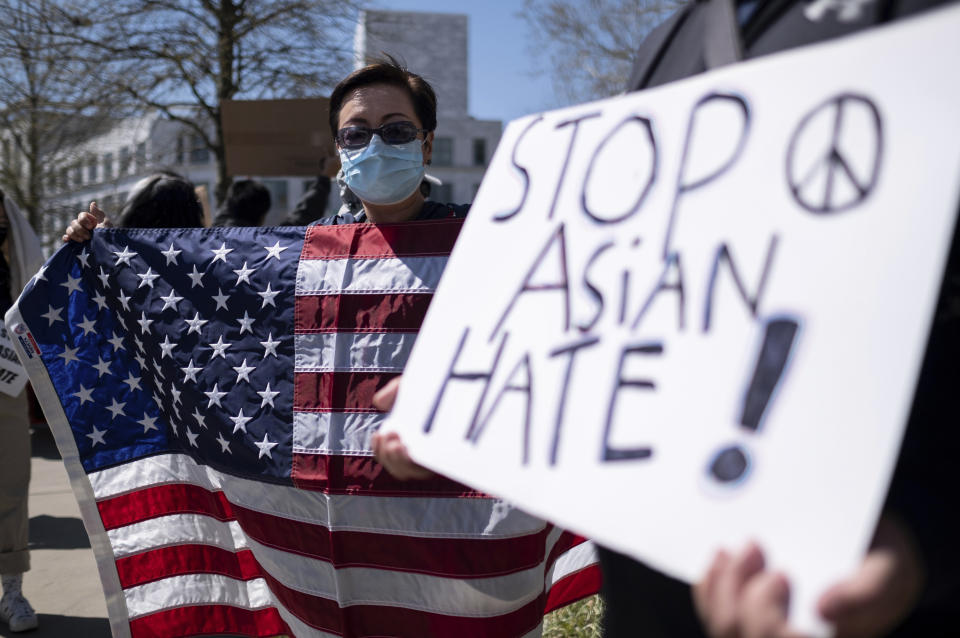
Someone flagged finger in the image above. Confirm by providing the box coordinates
[78,212,99,231]
[89,201,106,223]
[694,550,731,624]
[373,376,402,411]
[65,222,91,243]
[710,543,766,638]
[375,432,433,481]
[739,571,792,638]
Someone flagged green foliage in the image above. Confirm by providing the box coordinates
[543,594,604,638]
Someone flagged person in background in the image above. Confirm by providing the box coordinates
[63,170,204,241]
[0,188,44,633]
[211,179,272,227]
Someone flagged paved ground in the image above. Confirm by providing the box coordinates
[0,425,111,637]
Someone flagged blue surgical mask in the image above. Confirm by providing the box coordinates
[338,136,426,205]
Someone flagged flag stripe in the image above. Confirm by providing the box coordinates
[544,565,603,614]
[301,219,463,260]
[129,606,290,638]
[116,545,261,588]
[294,370,398,412]
[295,293,433,334]
[293,410,384,455]
[294,332,417,372]
[295,257,448,295]
[292,451,482,496]
[93,454,541,537]
[124,573,274,619]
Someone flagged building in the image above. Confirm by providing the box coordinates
[31,9,500,248]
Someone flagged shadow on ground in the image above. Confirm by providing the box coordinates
[29,514,91,550]
[30,426,61,461]
[0,614,110,637]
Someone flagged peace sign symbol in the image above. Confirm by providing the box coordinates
[786,94,882,214]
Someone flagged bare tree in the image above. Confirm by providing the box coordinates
[520,0,683,105]
[0,0,112,233]
[58,0,359,206]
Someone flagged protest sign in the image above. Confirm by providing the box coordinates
[0,322,28,396]
[384,6,960,634]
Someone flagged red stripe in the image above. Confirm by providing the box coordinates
[99,483,546,577]
[295,292,434,333]
[129,604,288,638]
[301,218,464,260]
[230,501,550,578]
[544,565,604,613]
[116,545,261,588]
[260,568,547,638]
[294,370,399,411]
[98,483,233,530]
[292,451,485,496]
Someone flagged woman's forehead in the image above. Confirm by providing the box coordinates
[339,83,418,125]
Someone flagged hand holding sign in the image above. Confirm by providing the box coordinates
[384,7,960,634]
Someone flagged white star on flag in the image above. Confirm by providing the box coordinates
[254,432,278,459]
[77,248,91,268]
[77,316,97,335]
[185,313,208,335]
[187,265,205,288]
[62,274,83,295]
[59,344,79,366]
[73,385,94,405]
[117,290,132,311]
[232,359,255,384]
[257,383,279,408]
[230,409,252,434]
[261,333,280,357]
[185,428,200,447]
[233,262,256,285]
[208,336,231,359]
[181,360,201,383]
[86,426,107,446]
[122,373,142,392]
[212,288,230,311]
[107,333,124,351]
[204,384,226,408]
[216,432,232,453]
[93,357,112,377]
[137,312,153,334]
[41,305,63,326]
[138,414,158,433]
[191,407,206,428]
[97,266,110,288]
[92,292,108,311]
[257,283,279,308]
[136,267,160,289]
[237,311,255,334]
[159,336,176,358]
[211,243,233,263]
[159,290,184,312]
[106,399,127,420]
[263,241,289,260]
[113,246,137,266]
[161,243,182,265]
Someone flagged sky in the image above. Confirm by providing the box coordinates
[368,0,563,124]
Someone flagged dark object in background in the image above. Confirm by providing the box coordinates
[118,171,205,229]
[212,179,272,227]
[280,176,332,226]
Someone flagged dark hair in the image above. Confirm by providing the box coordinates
[212,179,271,227]
[328,55,437,138]
[117,171,204,229]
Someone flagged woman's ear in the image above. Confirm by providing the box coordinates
[422,131,434,166]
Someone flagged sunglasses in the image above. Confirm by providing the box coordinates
[336,121,427,150]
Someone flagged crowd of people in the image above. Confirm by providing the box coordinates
[5,0,958,635]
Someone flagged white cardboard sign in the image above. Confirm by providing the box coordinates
[385,7,960,634]
[0,322,28,396]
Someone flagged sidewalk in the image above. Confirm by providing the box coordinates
[0,425,110,637]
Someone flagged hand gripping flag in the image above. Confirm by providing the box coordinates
[6,220,600,638]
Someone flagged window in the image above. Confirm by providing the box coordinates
[136,142,147,171]
[87,156,97,183]
[433,137,453,167]
[176,136,185,165]
[103,152,114,180]
[472,138,487,166]
[190,134,210,164]
[60,167,69,190]
[120,147,132,174]
[72,164,82,187]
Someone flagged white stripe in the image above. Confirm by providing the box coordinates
[296,256,448,294]
[293,410,384,455]
[246,535,545,617]
[107,514,247,558]
[294,332,417,372]
[275,604,340,638]
[92,454,547,538]
[548,541,599,587]
[124,574,274,619]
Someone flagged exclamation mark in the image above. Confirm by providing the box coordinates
[708,317,800,484]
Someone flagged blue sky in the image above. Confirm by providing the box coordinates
[370,0,562,123]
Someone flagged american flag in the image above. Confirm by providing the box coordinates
[6,219,600,638]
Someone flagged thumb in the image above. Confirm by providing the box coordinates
[89,201,106,223]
